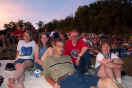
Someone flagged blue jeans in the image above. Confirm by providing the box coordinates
[75,50,91,73]
[59,72,99,88]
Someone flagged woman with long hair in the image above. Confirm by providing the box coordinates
[8,31,36,88]
[34,32,50,70]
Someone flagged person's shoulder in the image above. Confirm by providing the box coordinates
[31,40,36,43]
[78,39,87,44]
[18,40,24,44]
[111,53,118,58]
[79,39,84,42]
[111,53,115,55]
[65,40,71,43]
[97,52,104,57]
[47,47,53,51]
[35,43,39,48]
[30,40,36,44]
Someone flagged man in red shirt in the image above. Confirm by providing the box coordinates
[64,30,91,73]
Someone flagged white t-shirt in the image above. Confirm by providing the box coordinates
[95,52,119,68]
[17,40,36,60]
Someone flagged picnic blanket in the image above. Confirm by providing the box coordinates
[0,60,52,88]
[0,60,132,88]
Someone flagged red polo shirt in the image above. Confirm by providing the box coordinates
[64,40,88,64]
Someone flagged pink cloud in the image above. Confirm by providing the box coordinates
[0,1,37,29]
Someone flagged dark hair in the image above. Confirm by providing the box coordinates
[54,38,64,46]
[100,40,111,50]
[59,32,68,40]
[38,32,51,48]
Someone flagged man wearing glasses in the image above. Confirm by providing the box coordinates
[64,30,91,73]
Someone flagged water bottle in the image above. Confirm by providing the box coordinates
[34,69,41,78]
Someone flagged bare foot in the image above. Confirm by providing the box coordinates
[8,78,15,88]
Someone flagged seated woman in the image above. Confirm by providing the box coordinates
[95,41,123,84]
[42,39,99,88]
[8,31,36,88]
[41,40,55,61]
[34,32,50,71]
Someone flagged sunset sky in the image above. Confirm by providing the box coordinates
[0,0,96,29]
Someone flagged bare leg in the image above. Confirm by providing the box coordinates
[16,60,33,88]
[98,78,119,88]
[8,63,24,88]
[8,60,33,88]
[97,65,107,78]
[17,74,25,88]
[108,63,122,83]
[113,68,121,79]
[104,66,115,79]
[113,66,122,83]
[14,63,25,80]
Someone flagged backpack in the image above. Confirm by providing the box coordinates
[0,76,4,86]
[5,63,15,71]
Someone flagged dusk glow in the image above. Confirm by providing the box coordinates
[0,0,96,29]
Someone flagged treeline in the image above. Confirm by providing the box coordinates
[3,0,132,36]
[44,0,132,35]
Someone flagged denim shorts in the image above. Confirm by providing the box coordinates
[59,72,99,88]
[14,59,34,65]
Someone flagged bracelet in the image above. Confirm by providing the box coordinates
[78,54,82,57]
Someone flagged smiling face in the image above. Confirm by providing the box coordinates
[70,31,80,42]
[40,34,48,45]
[101,43,111,55]
[23,32,31,42]
[54,41,64,56]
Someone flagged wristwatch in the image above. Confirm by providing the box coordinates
[78,53,82,57]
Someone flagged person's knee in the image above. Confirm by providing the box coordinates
[15,63,23,70]
[104,67,114,78]
[98,78,118,88]
[104,65,113,72]
[23,61,33,68]
[97,66,107,78]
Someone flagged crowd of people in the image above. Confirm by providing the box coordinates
[6,27,132,88]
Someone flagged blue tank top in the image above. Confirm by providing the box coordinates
[39,46,47,59]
